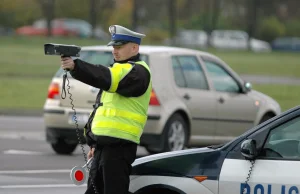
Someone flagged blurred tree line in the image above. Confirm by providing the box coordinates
[1,0,300,42]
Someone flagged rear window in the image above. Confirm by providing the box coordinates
[55,50,149,77]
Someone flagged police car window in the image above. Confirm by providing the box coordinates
[176,56,208,90]
[262,116,300,159]
[204,60,240,93]
[171,57,186,87]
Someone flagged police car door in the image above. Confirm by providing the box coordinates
[219,113,300,194]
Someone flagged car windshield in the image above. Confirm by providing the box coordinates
[55,50,148,77]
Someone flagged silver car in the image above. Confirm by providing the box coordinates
[43,45,281,154]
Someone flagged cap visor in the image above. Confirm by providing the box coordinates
[107,40,130,46]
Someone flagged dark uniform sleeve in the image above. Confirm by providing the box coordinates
[70,59,111,91]
[70,59,150,97]
[116,64,150,97]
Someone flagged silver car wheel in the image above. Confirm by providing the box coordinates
[168,121,185,151]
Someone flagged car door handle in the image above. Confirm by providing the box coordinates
[183,94,190,100]
[218,97,225,104]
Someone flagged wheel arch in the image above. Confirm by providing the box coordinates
[134,184,186,194]
[259,110,277,124]
[172,109,191,137]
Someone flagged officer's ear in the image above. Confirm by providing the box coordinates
[131,43,139,53]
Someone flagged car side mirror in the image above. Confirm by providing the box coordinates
[244,82,252,92]
[241,139,257,160]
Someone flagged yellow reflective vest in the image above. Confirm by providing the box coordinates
[91,61,152,144]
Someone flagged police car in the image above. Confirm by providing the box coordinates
[129,105,300,194]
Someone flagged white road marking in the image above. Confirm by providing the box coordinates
[0,184,86,189]
[0,169,70,174]
[3,149,44,155]
[0,132,44,141]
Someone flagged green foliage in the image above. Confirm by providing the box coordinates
[215,16,243,31]
[55,0,89,20]
[144,29,169,43]
[285,19,300,37]
[0,0,42,27]
[1,0,300,44]
[257,16,286,42]
[180,13,211,30]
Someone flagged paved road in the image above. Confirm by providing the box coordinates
[0,138,88,194]
[0,115,149,194]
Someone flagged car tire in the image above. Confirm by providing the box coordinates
[137,188,180,194]
[145,147,160,155]
[51,141,77,155]
[162,113,188,152]
[259,113,274,124]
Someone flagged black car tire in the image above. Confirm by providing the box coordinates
[259,113,274,124]
[51,141,77,155]
[162,113,188,152]
[145,147,160,155]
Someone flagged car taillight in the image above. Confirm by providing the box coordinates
[149,89,160,106]
[47,82,60,99]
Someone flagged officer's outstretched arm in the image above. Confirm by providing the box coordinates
[70,59,111,91]
[70,59,150,96]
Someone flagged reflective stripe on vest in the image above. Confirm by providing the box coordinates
[93,121,141,137]
[96,108,147,124]
[91,61,152,144]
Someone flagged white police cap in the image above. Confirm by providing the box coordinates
[107,25,146,46]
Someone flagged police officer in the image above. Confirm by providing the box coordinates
[61,25,152,194]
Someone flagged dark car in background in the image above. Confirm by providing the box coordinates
[271,37,300,52]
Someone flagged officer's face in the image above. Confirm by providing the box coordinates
[112,43,138,61]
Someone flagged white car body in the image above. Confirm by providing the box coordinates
[210,30,271,52]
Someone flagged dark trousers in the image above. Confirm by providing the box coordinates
[84,136,137,194]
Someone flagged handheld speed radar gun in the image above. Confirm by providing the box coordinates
[44,43,81,58]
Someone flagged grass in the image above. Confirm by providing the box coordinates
[252,84,300,112]
[210,50,300,78]
[0,36,300,78]
[0,77,50,110]
[0,36,299,112]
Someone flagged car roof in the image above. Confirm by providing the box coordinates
[81,45,215,57]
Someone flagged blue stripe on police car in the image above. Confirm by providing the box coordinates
[240,184,299,194]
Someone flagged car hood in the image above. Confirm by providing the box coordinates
[131,147,226,179]
[133,147,212,166]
